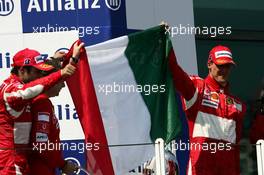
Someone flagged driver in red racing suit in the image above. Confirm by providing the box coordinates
[29,58,78,175]
[169,45,246,175]
[0,47,80,175]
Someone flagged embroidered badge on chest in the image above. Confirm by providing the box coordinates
[210,92,219,102]
[202,90,219,109]
[226,97,234,105]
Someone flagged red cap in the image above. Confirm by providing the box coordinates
[208,45,236,65]
[12,48,54,71]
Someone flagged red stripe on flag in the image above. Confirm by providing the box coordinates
[64,41,115,175]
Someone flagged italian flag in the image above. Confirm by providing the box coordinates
[65,26,181,175]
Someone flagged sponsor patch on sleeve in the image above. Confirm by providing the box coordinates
[36,122,50,133]
[38,112,50,122]
[36,132,48,142]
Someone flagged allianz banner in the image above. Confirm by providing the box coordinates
[0,0,126,45]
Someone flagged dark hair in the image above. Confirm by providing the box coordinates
[40,59,62,76]
[11,66,40,75]
[11,67,19,75]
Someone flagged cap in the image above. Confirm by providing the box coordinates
[208,45,236,65]
[12,48,54,71]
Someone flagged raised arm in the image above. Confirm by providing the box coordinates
[168,50,198,109]
[3,64,76,119]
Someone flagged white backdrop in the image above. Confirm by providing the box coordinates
[126,0,198,75]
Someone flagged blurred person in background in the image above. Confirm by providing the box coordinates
[250,87,264,144]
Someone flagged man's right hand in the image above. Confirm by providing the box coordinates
[61,63,77,78]
[72,42,85,59]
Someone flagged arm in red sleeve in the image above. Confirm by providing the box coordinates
[168,50,198,107]
[3,71,62,118]
[31,96,65,169]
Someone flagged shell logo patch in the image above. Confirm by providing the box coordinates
[211,92,219,102]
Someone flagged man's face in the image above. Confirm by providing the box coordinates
[19,67,43,83]
[208,62,233,86]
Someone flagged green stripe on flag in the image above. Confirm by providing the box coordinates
[125,26,181,143]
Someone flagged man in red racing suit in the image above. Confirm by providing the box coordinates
[169,45,246,175]
[29,59,78,175]
[29,93,70,175]
[0,47,79,175]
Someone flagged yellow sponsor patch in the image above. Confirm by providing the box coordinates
[215,59,228,64]
[39,64,53,69]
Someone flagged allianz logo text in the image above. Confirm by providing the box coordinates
[27,0,100,12]
[0,0,14,16]
[55,104,79,121]
[0,52,11,68]
[26,0,121,12]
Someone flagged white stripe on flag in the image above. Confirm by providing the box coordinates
[86,36,154,174]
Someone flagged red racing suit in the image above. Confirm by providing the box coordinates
[0,71,62,175]
[169,52,246,175]
[29,94,65,175]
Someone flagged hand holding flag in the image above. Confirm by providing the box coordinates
[70,42,85,64]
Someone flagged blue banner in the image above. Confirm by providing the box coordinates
[20,0,127,45]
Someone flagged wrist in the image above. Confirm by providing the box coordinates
[71,56,78,64]
[60,69,67,79]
